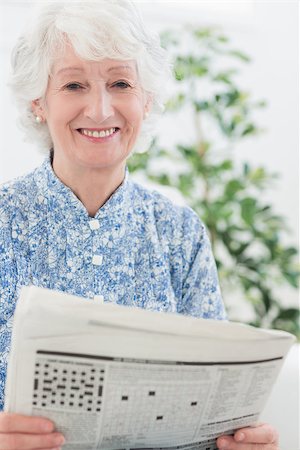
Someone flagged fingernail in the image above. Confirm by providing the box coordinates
[42,421,54,432]
[54,434,66,446]
[235,432,245,442]
[218,438,229,450]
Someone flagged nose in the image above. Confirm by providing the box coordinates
[84,85,114,123]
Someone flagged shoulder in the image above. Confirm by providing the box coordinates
[128,178,205,240]
[0,166,40,219]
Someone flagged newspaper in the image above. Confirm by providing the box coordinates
[4,286,295,450]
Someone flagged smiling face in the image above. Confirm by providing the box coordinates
[32,45,150,175]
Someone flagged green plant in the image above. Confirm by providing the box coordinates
[128,26,300,337]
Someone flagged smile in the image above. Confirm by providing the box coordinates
[78,127,118,138]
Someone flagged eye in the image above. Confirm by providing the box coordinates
[112,80,131,89]
[64,83,83,91]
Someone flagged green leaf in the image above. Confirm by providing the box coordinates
[243,163,250,176]
[241,123,256,136]
[166,93,186,111]
[228,50,251,62]
[193,28,213,40]
[217,34,229,43]
[276,308,300,320]
[220,160,233,171]
[175,67,185,81]
[224,179,244,198]
[213,71,236,85]
[261,287,272,313]
[282,271,300,288]
[248,167,268,183]
[240,198,257,225]
[194,100,209,112]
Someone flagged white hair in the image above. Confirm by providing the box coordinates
[9,0,171,154]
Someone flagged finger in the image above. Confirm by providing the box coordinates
[216,434,234,449]
[35,448,62,450]
[217,436,278,450]
[0,413,54,434]
[0,432,65,449]
[34,447,62,450]
[233,423,279,445]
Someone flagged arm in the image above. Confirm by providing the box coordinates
[0,202,18,412]
[177,207,227,320]
[0,200,65,449]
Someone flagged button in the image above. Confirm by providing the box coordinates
[92,255,103,266]
[89,219,100,230]
[94,295,104,303]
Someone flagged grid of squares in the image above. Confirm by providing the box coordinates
[32,357,105,413]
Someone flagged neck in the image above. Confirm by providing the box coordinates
[52,155,126,217]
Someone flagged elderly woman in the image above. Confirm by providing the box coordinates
[0,1,279,450]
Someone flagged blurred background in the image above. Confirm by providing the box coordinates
[0,1,299,449]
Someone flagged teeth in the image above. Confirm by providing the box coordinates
[82,128,116,138]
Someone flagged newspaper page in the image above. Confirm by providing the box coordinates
[4,286,295,450]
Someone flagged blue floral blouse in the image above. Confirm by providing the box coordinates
[0,156,226,410]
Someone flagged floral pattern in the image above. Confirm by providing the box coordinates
[0,156,226,410]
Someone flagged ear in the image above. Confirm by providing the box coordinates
[144,93,153,118]
[31,98,46,120]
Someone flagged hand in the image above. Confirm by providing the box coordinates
[216,423,279,450]
[0,413,65,449]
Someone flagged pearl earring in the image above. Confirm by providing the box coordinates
[35,116,42,124]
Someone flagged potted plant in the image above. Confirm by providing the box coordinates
[128,26,299,337]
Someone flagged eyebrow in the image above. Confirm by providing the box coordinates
[107,65,135,73]
[55,65,135,76]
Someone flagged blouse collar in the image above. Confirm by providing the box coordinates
[34,155,131,226]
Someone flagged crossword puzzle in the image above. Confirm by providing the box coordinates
[31,355,218,450]
[32,356,104,413]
